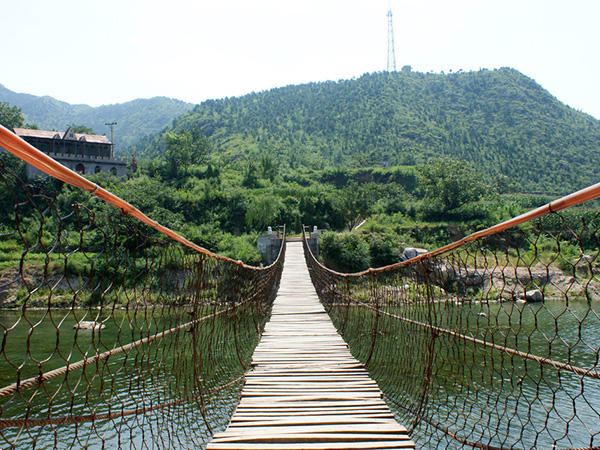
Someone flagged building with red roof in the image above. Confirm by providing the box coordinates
[14,127,128,179]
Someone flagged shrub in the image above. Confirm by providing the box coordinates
[364,233,401,268]
[320,232,370,273]
[217,234,262,266]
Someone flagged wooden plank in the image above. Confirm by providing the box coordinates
[235,404,390,409]
[231,411,394,419]
[251,365,366,371]
[242,383,380,388]
[244,380,378,386]
[252,352,354,357]
[211,433,411,443]
[247,378,373,382]
[244,380,376,384]
[229,416,398,425]
[230,405,393,412]
[207,442,414,450]
[210,434,412,444]
[232,405,393,413]
[215,424,407,436]
[227,419,404,428]
[248,372,368,377]
[237,398,389,406]
[241,385,381,390]
[248,369,368,375]
[232,404,393,412]
[239,390,383,397]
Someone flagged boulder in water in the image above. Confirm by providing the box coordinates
[520,289,543,302]
[74,321,105,330]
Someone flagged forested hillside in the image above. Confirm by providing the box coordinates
[139,68,600,194]
[3,68,600,269]
[0,83,194,152]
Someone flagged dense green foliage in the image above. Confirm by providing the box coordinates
[0,101,24,129]
[68,123,95,134]
[417,158,491,217]
[319,230,404,273]
[320,232,371,272]
[3,68,600,270]
[163,129,212,179]
[0,84,194,151]
[139,68,600,194]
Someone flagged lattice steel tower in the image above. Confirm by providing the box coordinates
[387,8,397,72]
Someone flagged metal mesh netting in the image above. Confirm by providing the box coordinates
[0,156,285,449]
[304,203,600,450]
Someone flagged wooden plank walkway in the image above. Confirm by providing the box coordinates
[207,241,414,450]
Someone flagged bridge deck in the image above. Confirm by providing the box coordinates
[207,242,414,450]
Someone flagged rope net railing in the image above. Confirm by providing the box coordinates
[0,127,286,449]
[303,183,600,450]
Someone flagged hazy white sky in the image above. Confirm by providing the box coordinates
[2,0,599,118]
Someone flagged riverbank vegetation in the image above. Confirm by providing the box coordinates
[2,67,600,284]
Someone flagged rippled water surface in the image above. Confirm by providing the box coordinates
[3,299,599,449]
[331,299,600,450]
[0,308,256,449]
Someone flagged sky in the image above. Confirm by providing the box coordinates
[2,0,599,119]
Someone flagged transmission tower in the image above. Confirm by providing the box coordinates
[386,8,397,72]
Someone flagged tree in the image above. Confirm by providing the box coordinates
[337,181,374,230]
[417,158,489,217]
[0,102,24,130]
[68,123,95,134]
[246,196,282,230]
[320,232,371,273]
[242,160,259,188]
[163,129,211,179]
[259,154,278,181]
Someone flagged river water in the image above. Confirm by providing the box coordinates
[331,298,600,450]
[1,299,599,449]
[0,307,260,449]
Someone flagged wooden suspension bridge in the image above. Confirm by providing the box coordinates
[207,241,414,450]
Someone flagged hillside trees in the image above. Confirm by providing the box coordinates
[163,129,211,179]
[260,154,279,181]
[417,158,491,217]
[0,102,24,129]
[246,196,282,230]
[139,68,600,194]
[337,181,374,230]
[68,124,95,134]
[0,82,194,152]
[6,68,592,266]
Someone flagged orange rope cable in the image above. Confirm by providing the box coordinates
[0,124,261,269]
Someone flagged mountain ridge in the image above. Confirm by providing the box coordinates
[4,68,600,195]
[149,68,600,194]
[0,83,194,152]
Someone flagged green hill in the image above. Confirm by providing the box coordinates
[0,84,194,153]
[145,68,600,194]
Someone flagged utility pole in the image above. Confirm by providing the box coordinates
[105,122,117,158]
[387,8,397,72]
